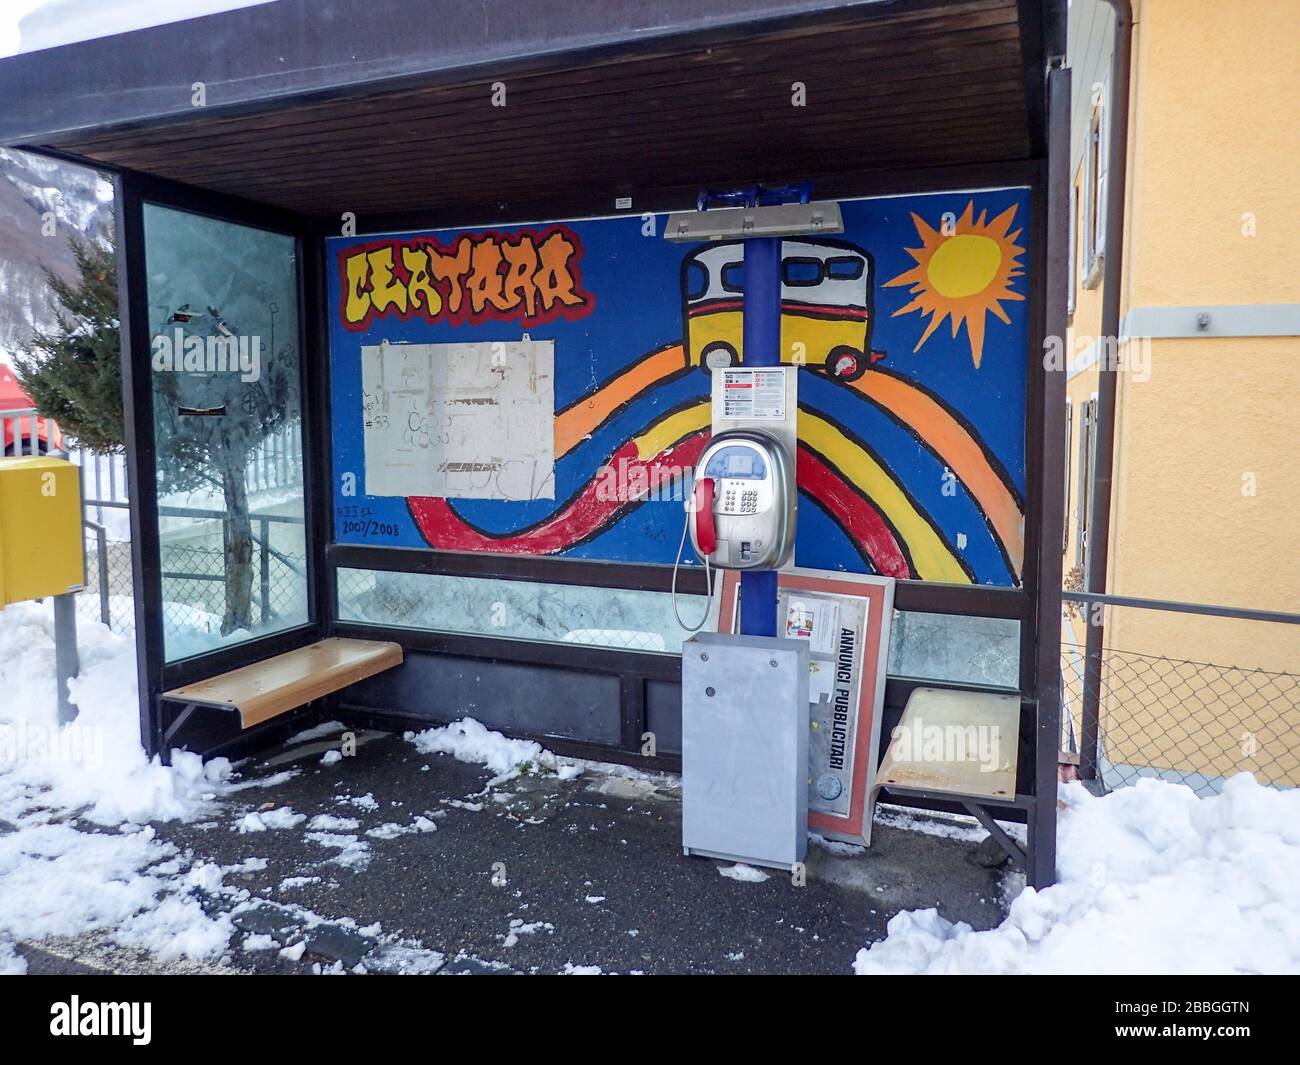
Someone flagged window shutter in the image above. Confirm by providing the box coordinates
[1095,95,1108,258]
[1068,183,1077,313]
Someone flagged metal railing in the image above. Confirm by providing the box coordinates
[67,422,303,515]
[1061,590,1300,796]
[1,406,48,456]
[78,499,306,635]
[61,420,307,634]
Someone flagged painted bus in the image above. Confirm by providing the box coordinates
[680,239,881,380]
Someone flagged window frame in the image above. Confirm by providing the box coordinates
[1081,90,1106,289]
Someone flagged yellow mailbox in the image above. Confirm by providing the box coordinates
[0,456,84,607]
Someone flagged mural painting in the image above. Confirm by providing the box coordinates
[328,189,1030,586]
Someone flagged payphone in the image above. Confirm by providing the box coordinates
[666,190,839,870]
[687,429,795,571]
[671,428,795,631]
[670,365,799,632]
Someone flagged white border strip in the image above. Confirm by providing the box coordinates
[1121,303,1300,340]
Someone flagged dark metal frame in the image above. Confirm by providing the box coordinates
[1080,0,1135,787]
[0,0,1044,149]
[1063,590,1300,627]
[113,169,329,751]
[110,153,1068,883]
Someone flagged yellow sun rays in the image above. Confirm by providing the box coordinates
[884,201,1026,368]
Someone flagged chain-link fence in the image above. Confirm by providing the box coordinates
[1061,594,1300,796]
[157,541,307,636]
[79,519,136,635]
[77,500,308,643]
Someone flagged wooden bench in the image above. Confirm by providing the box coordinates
[161,637,403,750]
[873,686,1031,869]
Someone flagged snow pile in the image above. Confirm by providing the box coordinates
[0,819,235,961]
[305,831,371,870]
[307,813,360,832]
[0,600,236,965]
[0,938,26,975]
[405,717,582,785]
[366,815,439,840]
[718,863,770,883]
[855,774,1300,975]
[0,600,231,825]
[234,807,306,833]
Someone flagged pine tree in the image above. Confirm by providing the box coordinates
[13,220,124,454]
[16,216,295,634]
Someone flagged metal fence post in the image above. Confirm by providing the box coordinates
[53,593,80,725]
[94,523,110,626]
[259,515,271,622]
[1080,631,1103,779]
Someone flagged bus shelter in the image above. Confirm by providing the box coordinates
[0,0,1070,886]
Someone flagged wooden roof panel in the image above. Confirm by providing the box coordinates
[25,0,1040,218]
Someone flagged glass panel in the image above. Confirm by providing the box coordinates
[336,568,712,655]
[887,610,1020,688]
[143,204,309,661]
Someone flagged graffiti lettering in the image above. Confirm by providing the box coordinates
[340,227,593,330]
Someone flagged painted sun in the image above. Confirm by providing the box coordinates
[884,201,1026,368]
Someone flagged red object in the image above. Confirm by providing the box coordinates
[830,350,860,379]
[692,476,717,555]
[407,432,710,555]
[406,428,915,578]
[795,448,912,577]
[0,366,62,454]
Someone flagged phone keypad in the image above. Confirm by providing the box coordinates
[721,484,760,514]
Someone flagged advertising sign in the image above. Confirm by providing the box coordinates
[719,567,894,845]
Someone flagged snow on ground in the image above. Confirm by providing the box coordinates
[4,597,1298,975]
[0,600,236,966]
[0,600,230,824]
[0,936,27,975]
[234,807,306,833]
[718,863,770,883]
[404,716,583,786]
[855,773,1300,974]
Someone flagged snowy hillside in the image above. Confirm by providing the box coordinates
[0,147,112,361]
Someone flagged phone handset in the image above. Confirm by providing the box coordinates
[672,429,796,631]
[692,477,717,555]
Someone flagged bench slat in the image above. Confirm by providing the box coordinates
[875,687,1020,801]
[163,637,402,728]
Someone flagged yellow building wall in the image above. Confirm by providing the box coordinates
[1125,0,1300,307]
[1063,0,1300,785]
[1106,337,1300,784]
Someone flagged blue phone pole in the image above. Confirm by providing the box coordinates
[738,233,782,638]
